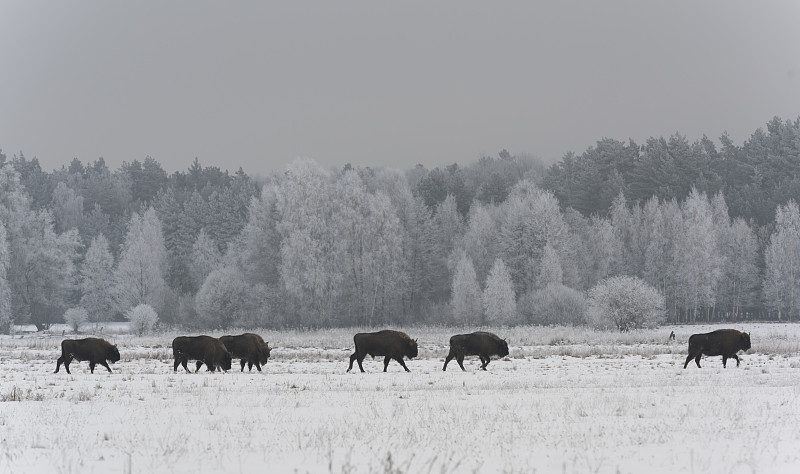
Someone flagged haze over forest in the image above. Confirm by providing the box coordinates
[1,115,800,332]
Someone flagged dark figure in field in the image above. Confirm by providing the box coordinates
[172,335,232,373]
[218,333,271,372]
[668,330,675,341]
[55,338,120,374]
[683,329,751,369]
[443,331,509,371]
[347,330,418,373]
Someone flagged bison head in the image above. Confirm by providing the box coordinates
[107,345,121,363]
[406,339,418,359]
[499,339,510,358]
[221,351,233,371]
[740,332,751,351]
[260,343,272,364]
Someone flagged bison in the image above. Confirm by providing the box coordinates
[172,335,232,373]
[54,338,120,374]
[347,330,418,373]
[219,333,272,372]
[443,331,509,371]
[683,329,751,369]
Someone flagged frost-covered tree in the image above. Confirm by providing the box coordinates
[451,252,483,326]
[51,181,84,233]
[459,203,499,285]
[275,159,342,324]
[195,266,250,329]
[536,244,563,289]
[498,182,567,296]
[518,283,586,326]
[80,234,116,327]
[64,307,88,333]
[764,201,800,320]
[126,303,158,336]
[675,188,722,321]
[586,275,666,331]
[0,224,11,333]
[483,258,516,325]
[190,229,222,290]
[114,208,168,315]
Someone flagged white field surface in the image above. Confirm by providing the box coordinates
[1,324,799,474]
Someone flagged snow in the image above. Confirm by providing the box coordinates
[1,324,799,473]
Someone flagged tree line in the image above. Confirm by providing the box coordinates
[0,115,799,332]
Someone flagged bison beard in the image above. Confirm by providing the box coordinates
[347,330,418,373]
[54,338,120,374]
[172,335,232,373]
[219,333,271,372]
[443,332,509,371]
[683,329,752,369]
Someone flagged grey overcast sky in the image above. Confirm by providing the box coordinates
[1,1,799,175]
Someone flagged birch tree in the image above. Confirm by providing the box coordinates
[451,252,483,326]
[114,208,168,314]
[0,224,11,333]
[483,258,516,325]
[764,201,800,320]
[80,234,116,327]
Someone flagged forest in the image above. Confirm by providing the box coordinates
[1,115,799,333]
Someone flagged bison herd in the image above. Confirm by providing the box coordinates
[51,329,752,375]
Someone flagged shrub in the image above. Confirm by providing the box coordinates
[64,307,89,334]
[518,284,586,326]
[586,276,665,331]
[126,304,158,336]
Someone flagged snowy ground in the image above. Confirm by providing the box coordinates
[1,324,799,474]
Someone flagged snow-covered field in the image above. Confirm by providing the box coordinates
[1,324,799,474]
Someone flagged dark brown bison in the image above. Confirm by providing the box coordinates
[219,333,272,372]
[347,330,418,373]
[172,335,232,373]
[443,331,509,371]
[54,338,120,374]
[683,329,751,369]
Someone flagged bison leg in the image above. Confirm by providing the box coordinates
[684,352,701,369]
[240,359,247,372]
[181,357,191,373]
[89,361,96,373]
[443,352,455,371]
[456,355,466,371]
[348,352,365,372]
[383,356,392,372]
[99,360,112,373]
[253,361,262,372]
[722,355,728,368]
[55,355,66,373]
[733,354,741,367]
[480,356,490,370]
[63,356,73,374]
[394,356,410,372]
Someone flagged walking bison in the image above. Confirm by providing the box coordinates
[172,335,232,373]
[54,338,120,374]
[683,329,751,369]
[347,330,418,373]
[219,333,271,372]
[443,331,509,371]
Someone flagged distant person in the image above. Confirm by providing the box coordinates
[668,331,675,341]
